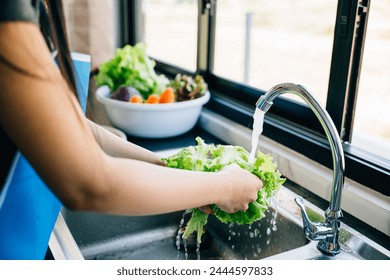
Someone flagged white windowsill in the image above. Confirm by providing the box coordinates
[198,109,390,237]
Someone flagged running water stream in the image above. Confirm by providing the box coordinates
[175,210,201,260]
[176,211,189,259]
[249,108,266,163]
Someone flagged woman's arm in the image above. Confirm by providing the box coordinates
[87,120,164,165]
[0,22,262,216]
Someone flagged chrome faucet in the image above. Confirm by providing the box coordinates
[256,83,345,255]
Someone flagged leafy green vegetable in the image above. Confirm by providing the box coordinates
[162,137,285,243]
[168,74,208,102]
[95,43,169,99]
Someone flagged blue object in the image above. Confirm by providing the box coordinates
[71,52,91,112]
[0,52,91,259]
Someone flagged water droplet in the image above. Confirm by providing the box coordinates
[266,228,271,235]
[176,211,189,257]
[184,239,188,260]
[196,242,201,260]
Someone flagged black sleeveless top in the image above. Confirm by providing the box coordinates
[0,0,40,189]
[0,0,40,23]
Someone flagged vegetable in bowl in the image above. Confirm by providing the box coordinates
[169,74,208,102]
[162,137,285,243]
[109,86,141,102]
[94,43,169,100]
[95,43,208,105]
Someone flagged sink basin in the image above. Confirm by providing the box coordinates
[61,183,390,260]
[61,187,308,260]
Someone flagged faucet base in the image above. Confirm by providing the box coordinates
[317,240,341,255]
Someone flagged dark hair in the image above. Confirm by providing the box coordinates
[42,0,78,100]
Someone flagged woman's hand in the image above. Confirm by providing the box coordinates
[214,164,263,213]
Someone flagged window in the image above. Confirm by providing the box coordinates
[127,0,389,195]
[214,0,337,105]
[141,0,198,72]
[352,0,390,160]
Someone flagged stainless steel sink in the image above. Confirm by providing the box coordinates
[61,186,308,260]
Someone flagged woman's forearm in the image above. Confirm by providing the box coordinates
[87,119,164,165]
[78,155,260,216]
[82,156,221,215]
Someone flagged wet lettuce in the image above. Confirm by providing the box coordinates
[162,137,285,243]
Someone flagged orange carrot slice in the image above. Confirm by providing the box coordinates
[130,95,143,103]
[145,94,160,104]
[159,87,175,103]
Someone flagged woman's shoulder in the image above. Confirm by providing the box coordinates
[0,0,40,24]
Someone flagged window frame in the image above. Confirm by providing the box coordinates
[122,0,389,196]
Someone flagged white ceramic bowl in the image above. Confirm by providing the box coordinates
[96,86,210,138]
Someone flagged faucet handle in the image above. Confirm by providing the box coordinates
[295,197,333,241]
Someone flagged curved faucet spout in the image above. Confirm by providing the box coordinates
[256,83,345,255]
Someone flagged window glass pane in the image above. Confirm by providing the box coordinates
[352,1,390,160]
[141,0,198,71]
[213,0,337,105]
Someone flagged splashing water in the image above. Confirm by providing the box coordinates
[249,108,266,163]
[270,200,279,232]
[176,210,201,260]
[196,242,201,260]
[183,238,188,260]
[176,211,188,259]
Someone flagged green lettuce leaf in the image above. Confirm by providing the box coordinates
[95,43,169,99]
[162,137,285,243]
